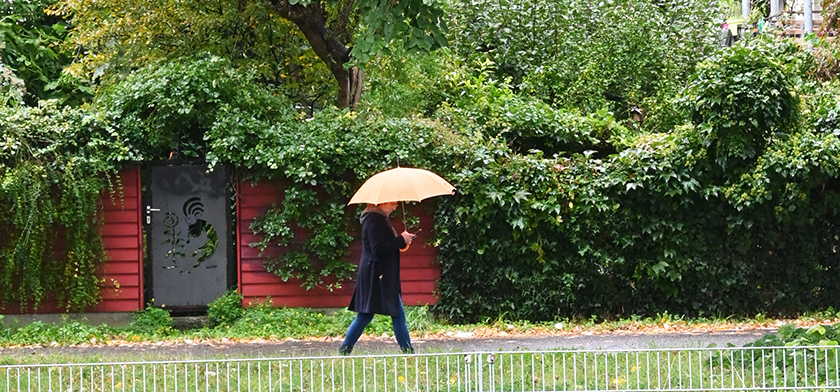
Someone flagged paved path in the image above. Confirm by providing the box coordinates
[1,329,775,361]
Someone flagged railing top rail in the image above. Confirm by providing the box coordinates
[1,344,838,369]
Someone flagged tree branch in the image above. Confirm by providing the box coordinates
[270,0,350,76]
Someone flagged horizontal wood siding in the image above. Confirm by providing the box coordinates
[237,178,440,309]
[95,165,144,312]
[1,166,144,314]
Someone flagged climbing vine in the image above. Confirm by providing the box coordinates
[0,101,126,310]
[209,106,464,290]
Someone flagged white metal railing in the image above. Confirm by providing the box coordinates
[2,345,839,391]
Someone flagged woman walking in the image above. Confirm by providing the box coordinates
[339,201,416,355]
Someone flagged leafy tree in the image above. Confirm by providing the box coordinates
[54,0,334,109]
[448,0,722,130]
[56,0,448,109]
[268,0,449,108]
[1,0,89,106]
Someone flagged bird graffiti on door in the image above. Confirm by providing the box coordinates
[161,196,218,272]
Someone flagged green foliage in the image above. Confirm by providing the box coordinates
[59,0,448,108]
[346,0,448,64]
[2,318,113,346]
[747,322,840,347]
[433,50,840,321]
[448,0,722,129]
[360,48,452,118]
[224,301,436,339]
[682,38,802,169]
[429,60,625,156]
[208,99,464,289]
[437,108,840,322]
[207,290,246,328]
[56,0,334,109]
[805,80,840,135]
[1,0,90,106]
[732,322,840,388]
[96,55,295,160]
[128,306,174,336]
[227,301,349,338]
[435,147,578,321]
[0,101,125,310]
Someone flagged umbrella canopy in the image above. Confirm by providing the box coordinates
[348,167,455,205]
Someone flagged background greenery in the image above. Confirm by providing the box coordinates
[2,0,840,325]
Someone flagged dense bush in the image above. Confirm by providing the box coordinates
[436,122,840,322]
[95,54,296,161]
[429,62,629,156]
[433,38,840,323]
[681,38,802,169]
[207,290,246,328]
[448,0,721,130]
[128,306,174,336]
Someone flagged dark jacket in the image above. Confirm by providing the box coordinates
[348,207,407,316]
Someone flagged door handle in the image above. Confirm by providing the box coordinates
[146,206,161,224]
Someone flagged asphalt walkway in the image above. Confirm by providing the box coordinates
[1,329,775,360]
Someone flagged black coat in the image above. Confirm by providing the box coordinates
[348,209,407,316]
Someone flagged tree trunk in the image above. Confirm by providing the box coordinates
[336,67,364,109]
[270,0,362,109]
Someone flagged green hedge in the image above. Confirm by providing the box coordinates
[431,39,840,323]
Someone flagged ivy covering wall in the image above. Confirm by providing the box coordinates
[432,38,840,322]
[0,102,126,310]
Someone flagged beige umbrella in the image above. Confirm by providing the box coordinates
[348,167,455,205]
[349,167,455,252]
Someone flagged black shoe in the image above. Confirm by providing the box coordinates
[339,344,353,355]
[401,346,415,354]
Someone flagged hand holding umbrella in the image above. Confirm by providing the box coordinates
[349,167,455,251]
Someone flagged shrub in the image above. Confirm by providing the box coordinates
[128,306,173,336]
[0,315,10,343]
[746,322,840,347]
[5,318,111,346]
[207,290,245,328]
[681,38,801,169]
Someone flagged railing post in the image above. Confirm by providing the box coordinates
[477,353,483,392]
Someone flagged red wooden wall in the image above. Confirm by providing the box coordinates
[1,166,144,314]
[237,179,440,308]
[96,165,145,311]
[3,168,440,315]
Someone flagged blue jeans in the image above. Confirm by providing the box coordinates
[343,301,412,351]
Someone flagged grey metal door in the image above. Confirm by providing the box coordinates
[146,163,231,309]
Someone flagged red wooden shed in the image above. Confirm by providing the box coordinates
[1,165,440,316]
